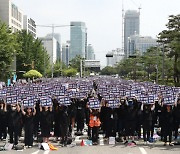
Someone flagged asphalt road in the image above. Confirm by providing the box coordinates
[1,141,180,154]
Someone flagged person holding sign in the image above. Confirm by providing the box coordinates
[141,103,154,144]
[21,105,36,148]
[0,99,7,140]
[40,104,53,143]
[7,103,22,149]
[162,103,174,146]
[173,98,180,141]
[58,104,69,147]
[89,108,101,145]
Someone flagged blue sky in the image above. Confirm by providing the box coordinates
[13,0,180,67]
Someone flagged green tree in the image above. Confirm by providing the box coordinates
[63,68,77,77]
[158,14,180,86]
[0,21,18,81]
[16,30,49,78]
[46,60,67,78]
[23,69,42,79]
[100,66,117,75]
[69,55,84,72]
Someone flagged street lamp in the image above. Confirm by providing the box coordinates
[36,24,74,78]
[129,55,137,81]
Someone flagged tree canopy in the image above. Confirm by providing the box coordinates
[0,21,18,81]
[16,30,49,78]
[158,14,180,86]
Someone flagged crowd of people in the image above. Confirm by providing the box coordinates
[0,79,179,150]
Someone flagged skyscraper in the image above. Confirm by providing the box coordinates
[124,10,140,58]
[87,44,95,60]
[62,41,70,67]
[128,35,157,56]
[40,37,59,65]
[23,15,36,38]
[46,33,61,61]
[0,0,23,32]
[70,22,87,60]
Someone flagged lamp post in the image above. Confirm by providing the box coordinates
[162,43,165,84]
[129,55,137,81]
[36,24,74,78]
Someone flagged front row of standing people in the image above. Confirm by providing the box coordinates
[0,95,179,148]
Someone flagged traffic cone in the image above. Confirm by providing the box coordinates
[80,139,85,146]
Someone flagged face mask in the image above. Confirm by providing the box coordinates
[128,101,133,106]
[11,107,16,111]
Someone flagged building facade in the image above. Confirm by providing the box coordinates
[46,33,61,61]
[128,35,157,56]
[62,41,70,67]
[70,21,87,60]
[86,44,95,60]
[106,48,125,67]
[84,60,100,72]
[40,37,58,65]
[0,0,23,32]
[124,10,140,58]
[23,15,36,38]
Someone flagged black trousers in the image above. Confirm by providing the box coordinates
[143,122,152,142]
[0,123,7,139]
[125,121,136,136]
[60,124,68,144]
[24,124,34,146]
[8,126,19,145]
[76,114,84,132]
[88,126,92,138]
[164,127,173,143]
[174,121,179,139]
[92,127,99,143]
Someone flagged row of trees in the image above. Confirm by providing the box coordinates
[0,20,80,81]
[0,20,50,81]
[101,14,180,86]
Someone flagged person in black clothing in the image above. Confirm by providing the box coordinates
[85,100,91,140]
[33,101,40,141]
[75,98,85,135]
[108,107,118,138]
[173,98,180,140]
[68,98,77,137]
[116,99,127,142]
[135,101,142,139]
[124,99,137,145]
[153,100,161,131]
[0,99,7,140]
[141,103,154,144]
[40,105,53,143]
[7,103,22,147]
[100,99,107,136]
[162,104,174,146]
[59,105,69,146]
[21,106,36,148]
[53,99,61,141]
[103,101,112,139]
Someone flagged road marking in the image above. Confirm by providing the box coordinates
[31,150,40,154]
[139,147,147,154]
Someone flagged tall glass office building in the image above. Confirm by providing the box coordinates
[124,10,140,58]
[70,22,87,60]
